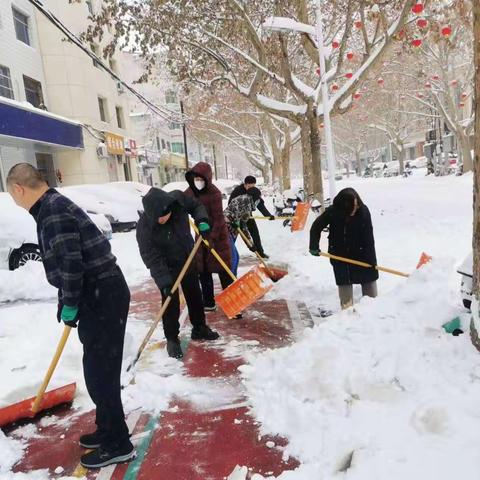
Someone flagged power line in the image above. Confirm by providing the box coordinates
[27,0,182,124]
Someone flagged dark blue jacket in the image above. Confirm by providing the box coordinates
[29,189,116,306]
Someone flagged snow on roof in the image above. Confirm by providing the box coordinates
[0,96,81,127]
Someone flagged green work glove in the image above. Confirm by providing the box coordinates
[231,221,239,229]
[310,249,320,257]
[61,305,79,327]
[198,222,211,237]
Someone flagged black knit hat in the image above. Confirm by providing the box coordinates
[244,175,256,185]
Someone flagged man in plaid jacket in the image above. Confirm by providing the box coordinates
[7,163,134,469]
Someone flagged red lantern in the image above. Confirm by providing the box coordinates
[331,83,339,91]
[353,92,361,99]
[316,67,321,75]
[319,123,324,128]
[417,18,428,28]
[332,41,340,49]
[411,38,422,48]
[400,94,406,100]
[459,102,465,107]
[432,75,440,81]
[450,79,458,86]
[412,3,424,14]
[424,82,431,89]
[461,92,468,99]
[377,77,384,85]
[441,26,452,37]
[346,51,354,60]
[417,93,424,99]
[354,21,363,29]
[397,29,405,39]
[345,72,353,79]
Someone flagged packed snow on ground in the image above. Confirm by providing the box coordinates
[235,173,480,479]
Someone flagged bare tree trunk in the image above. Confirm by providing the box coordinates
[308,107,324,203]
[393,143,405,174]
[473,1,480,302]
[281,126,291,191]
[457,130,473,173]
[355,151,362,175]
[300,119,313,195]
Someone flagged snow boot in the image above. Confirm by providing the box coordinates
[258,251,269,259]
[79,431,102,449]
[166,339,183,359]
[80,441,135,469]
[191,325,220,341]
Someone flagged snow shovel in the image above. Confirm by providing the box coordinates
[126,235,204,373]
[291,202,310,232]
[319,252,410,278]
[0,326,76,427]
[189,220,275,319]
[237,227,288,282]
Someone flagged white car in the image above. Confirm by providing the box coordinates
[458,252,473,310]
[409,156,428,169]
[0,193,112,271]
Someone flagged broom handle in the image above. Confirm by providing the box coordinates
[127,235,203,372]
[237,227,276,278]
[253,216,293,220]
[319,252,409,278]
[31,325,72,414]
[189,219,237,282]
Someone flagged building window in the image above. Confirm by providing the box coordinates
[91,43,101,68]
[156,137,161,151]
[0,65,14,99]
[169,122,182,130]
[12,7,30,46]
[98,97,107,122]
[23,76,44,108]
[171,142,185,154]
[166,141,171,152]
[161,139,166,150]
[165,90,177,104]
[115,106,124,129]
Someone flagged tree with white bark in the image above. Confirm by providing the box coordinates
[85,0,416,200]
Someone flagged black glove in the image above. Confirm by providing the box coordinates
[161,286,172,298]
[269,215,275,221]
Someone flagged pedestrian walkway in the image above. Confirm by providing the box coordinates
[9,277,309,479]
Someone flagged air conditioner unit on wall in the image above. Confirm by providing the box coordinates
[96,142,108,158]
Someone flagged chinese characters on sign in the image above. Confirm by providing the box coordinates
[105,132,125,155]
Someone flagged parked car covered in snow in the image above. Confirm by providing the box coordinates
[0,193,112,271]
[458,252,473,310]
[409,156,428,169]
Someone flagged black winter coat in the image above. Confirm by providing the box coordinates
[136,188,209,290]
[309,204,378,286]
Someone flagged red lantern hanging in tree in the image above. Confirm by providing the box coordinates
[441,26,452,37]
[319,123,324,128]
[459,102,465,108]
[461,92,468,99]
[354,21,363,29]
[353,91,362,99]
[316,67,321,76]
[450,79,458,86]
[377,77,384,85]
[332,41,340,49]
[331,83,339,91]
[345,72,353,79]
[417,18,428,29]
[424,82,431,89]
[346,51,354,60]
[432,74,440,81]
[417,93,424,99]
[411,38,423,48]
[412,3,424,14]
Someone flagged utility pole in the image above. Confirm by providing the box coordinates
[212,144,218,180]
[316,0,336,199]
[224,154,229,179]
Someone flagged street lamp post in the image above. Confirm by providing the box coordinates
[315,0,336,199]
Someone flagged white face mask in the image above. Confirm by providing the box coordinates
[194,179,206,190]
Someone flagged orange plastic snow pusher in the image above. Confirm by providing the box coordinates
[0,326,76,428]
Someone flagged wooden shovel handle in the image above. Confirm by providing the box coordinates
[319,252,410,278]
[189,220,237,282]
[128,235,204,371]
[237,228,276,278]
[31,325,72,414]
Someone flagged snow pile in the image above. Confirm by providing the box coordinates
[0,431,23,475]
[241,259,480,479]
[0,263,56,303]
[0,194,37,248]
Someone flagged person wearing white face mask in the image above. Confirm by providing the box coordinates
[185,162,233,311]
